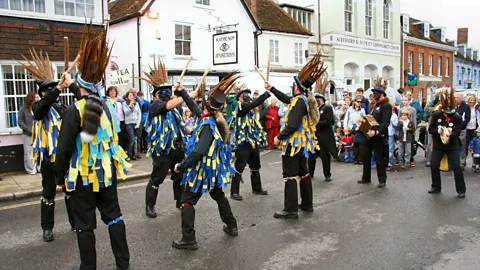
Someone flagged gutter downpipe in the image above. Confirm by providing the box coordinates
[254,29,263,66]
[318,0,321,45]
[137,14,142,92]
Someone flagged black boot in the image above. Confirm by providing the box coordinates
[108,220,130,270]
[145,184,159,218]
[299,176,313,212]
[230,173,243,201]
[308,155,316,179]
[251,170,268,195]
[41,197,55,241]
[274,179,298,219]
[174,203,197,249]
[77,230,96,269]
[223,225,238,236]
[64,194,76,230]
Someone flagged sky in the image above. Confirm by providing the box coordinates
[400,0,480,49]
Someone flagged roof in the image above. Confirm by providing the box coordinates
[407,17,451,47]
[456,52,480,65]
[108,0,149,23]
[244,0,313,36]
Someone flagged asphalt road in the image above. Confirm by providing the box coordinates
[1,150,480,270]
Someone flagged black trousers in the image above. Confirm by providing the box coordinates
[231,143,263,194]
[362,137,388,183]
[308,145,331,178]
[180,187,237,242]
[40,160,75,230]
[354,143,364,163]
[70,176,130,270]
[431,148,466,193]
[119,121,128,152]
[281,147,313,212]
[145,148,184,206]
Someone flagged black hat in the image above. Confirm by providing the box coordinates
[314,93,326,101]
[152,85,172,97]
[206,91,226,111]
[236,87,251,100]
[37,80,58,96]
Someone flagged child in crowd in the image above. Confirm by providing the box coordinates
[468,127,480,172]
[335,127,344,161]
[388,107,399,167]
[341,127,355,163]
[353,117,365,165]
[397,109,415,169]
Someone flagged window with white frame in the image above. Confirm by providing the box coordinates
[428,55,433,75]
[419,53,423,75]
[383,0,389,39]
[54,0,95,18]
[1,64,75,130]
[446,57,449,77]
[408,51,413,73]
[294,42,303,65]
[365,0,372,36]
[269,39,279,63]
[437,56,442,77]
[0,0,45,12]
[287,8,312,31]
[195,0,209,5]
[175,24,192,56]
[344,0,353,32]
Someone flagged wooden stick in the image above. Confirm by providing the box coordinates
[266,48,271,81]
[194,66,210,92]
[64,37,69,71]
[178,56,192,82]
[58,53,80,86]
[254,65,266,82]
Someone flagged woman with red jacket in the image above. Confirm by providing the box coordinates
[266,98,281,149]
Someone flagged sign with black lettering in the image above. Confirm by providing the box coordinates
[213,31,238,65]
[110,68,131,86]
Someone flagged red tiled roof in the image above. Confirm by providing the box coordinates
[109,0,148,23]
[244,0,313,36]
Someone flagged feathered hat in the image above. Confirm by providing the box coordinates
[194,80,207,103]
[76,24,112,142]
[314,75,329,102]
[205,71,241,111]
[17,48,57,96]
[76,24,112,98]
[235,81,251,100]
[140,57,171,97]
[294,53,327,93]
[372,76,388,95]
[440,87,456,115]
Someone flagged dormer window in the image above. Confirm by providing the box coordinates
[0,0,45,13]
[286,7,313,31]
[195,0,210,5]
[423,22,429,38]
[55,0,95,18]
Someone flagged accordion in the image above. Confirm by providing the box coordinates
[360,115,380,138]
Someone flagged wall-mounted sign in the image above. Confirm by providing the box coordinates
[213,31,238,65]
[169,75,220,86]
[110,68,131,86]
[321,33,401,54]
[407,74,418,86]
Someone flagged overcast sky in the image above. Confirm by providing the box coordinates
[400,0,480,49]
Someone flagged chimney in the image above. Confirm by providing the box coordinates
[251,0,257,17]
[458,28,468,46]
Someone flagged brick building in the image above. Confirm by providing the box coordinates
[400,14,456,105]
[0,1,108,173]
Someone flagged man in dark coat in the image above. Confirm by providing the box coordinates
[308,93,337,182]
[357,87,392,188]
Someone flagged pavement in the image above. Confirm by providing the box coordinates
[1,149,480,269]
[0,154,152,202]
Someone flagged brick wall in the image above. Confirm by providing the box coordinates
[0,16,102,61]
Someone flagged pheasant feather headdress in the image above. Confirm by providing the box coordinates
[295,53,327,92]
[17,48,56,94]
[205,71,241,111]
[140,57,171,96]
[76,24,113,99]
[440,87,456,115]
[374,76,388,90]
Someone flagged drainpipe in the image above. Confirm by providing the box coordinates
[254,29,263,66]
[137,14,142,92]
[317,0,321,45]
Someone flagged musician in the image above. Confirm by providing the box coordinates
[141,60,188,218]
[19,50,80,242]
[428,88,466,198]
[267,53,323,219]
[229,85,269,201]
[308,93,337,182]
[358,87,392,188]
[172,74,239,250]
[54,26,131,269]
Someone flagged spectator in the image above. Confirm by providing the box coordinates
[342,91,350,100]
[397,109,415,169]
[183,108,194,135]
[341,127,355,163]
[367,93,376,113]
[353,117,365,165]
[401,95,418,166]
[278,102,288,129]
[404,90,424,122]
[107,86,128,151]
[388,106,399,167]
[18,92,37,175]
[465,94,478,166]
[344,96,352,108]
[456,92,471,169]
[253,89,268,130]
[123,90,141,161]
[335,100,348,125]
[265,98,280,149]
[335,127,344,161]
[137,91,150,154]
[344,95,366,129]
[468,127,480,172]
[356,88,369,113]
